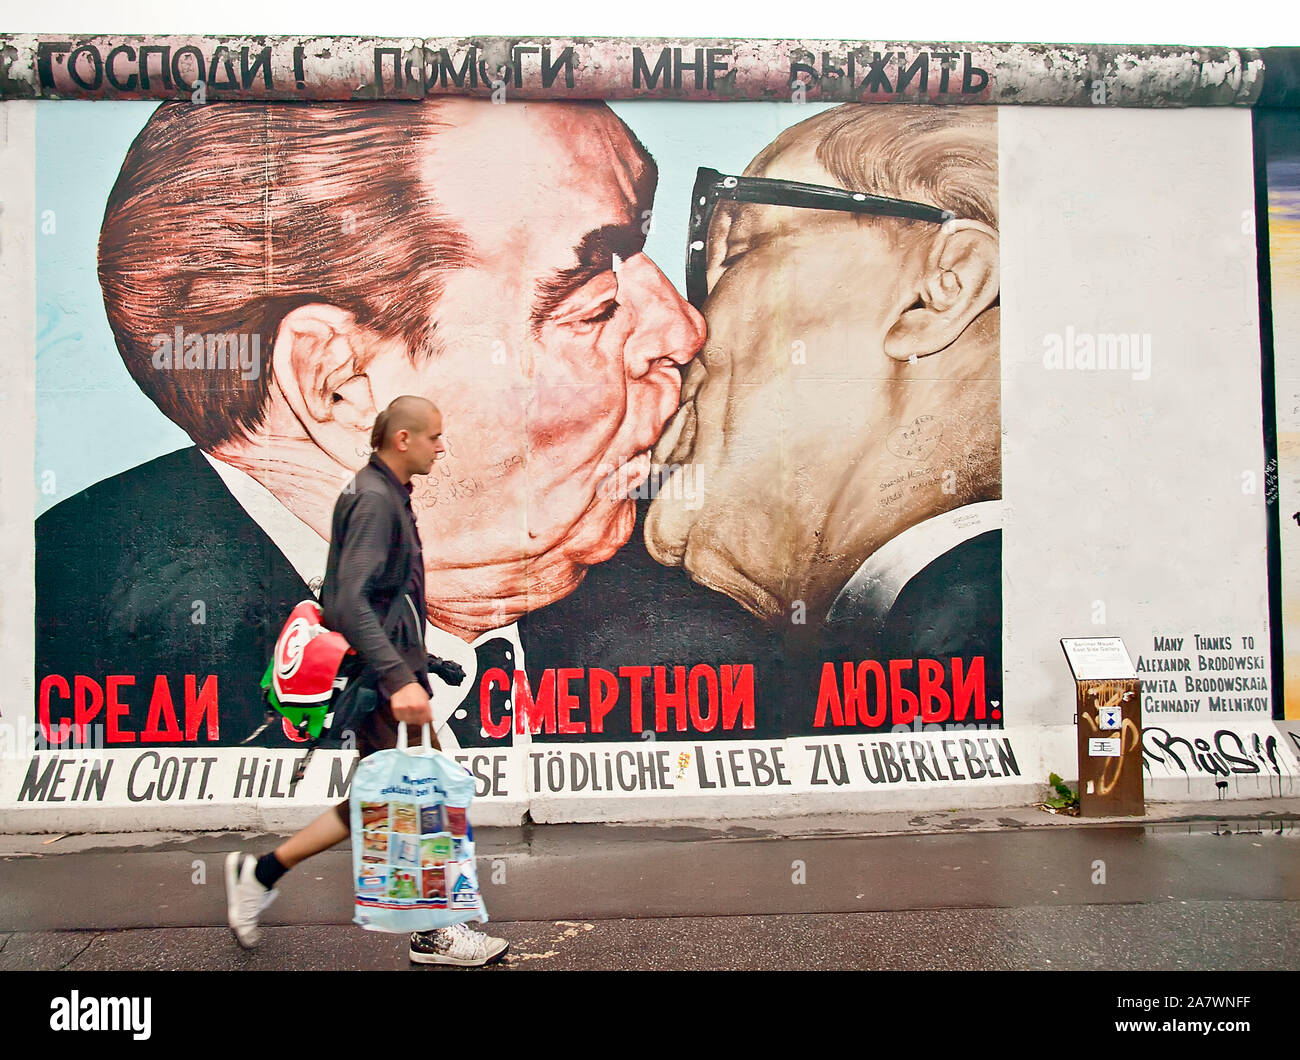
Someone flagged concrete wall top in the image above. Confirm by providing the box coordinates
[0,36,1288,105]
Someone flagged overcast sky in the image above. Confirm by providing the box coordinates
[1,0,1296,46]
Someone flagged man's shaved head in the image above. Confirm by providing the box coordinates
[371,396,440,451]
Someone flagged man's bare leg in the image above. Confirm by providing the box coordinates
[274,810,350,868]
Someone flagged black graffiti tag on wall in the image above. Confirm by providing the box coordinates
[1288,731,1300,760]
[1142,726,1287,778]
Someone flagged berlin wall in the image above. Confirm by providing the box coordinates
[1,36,1298,830]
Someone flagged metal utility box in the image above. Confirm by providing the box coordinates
[1061,639,1145,817]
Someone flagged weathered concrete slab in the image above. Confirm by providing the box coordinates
[0,36,1276,105]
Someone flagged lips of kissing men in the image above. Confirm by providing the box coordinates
[652,357,705,468]
[644,348,726,566]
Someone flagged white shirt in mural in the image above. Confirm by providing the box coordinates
[828,500,1003,626]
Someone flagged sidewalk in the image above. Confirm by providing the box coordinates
[7,794,1292,857]
[2,798,1297,971]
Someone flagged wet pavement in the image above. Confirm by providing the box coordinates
[2,801,1296,971]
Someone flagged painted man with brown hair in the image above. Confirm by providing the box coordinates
[36,98,704,750]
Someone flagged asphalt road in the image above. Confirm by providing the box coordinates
[1,803,1297,971]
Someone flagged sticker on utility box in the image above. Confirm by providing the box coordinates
[1089,737,1122,757]
[1098,706,1121,730]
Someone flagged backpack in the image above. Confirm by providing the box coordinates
[249,598,465,754]
[259,599,356,741]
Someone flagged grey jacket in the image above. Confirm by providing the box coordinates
[320,455,428,698]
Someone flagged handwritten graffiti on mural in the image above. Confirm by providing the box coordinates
[1142,726,1288,778]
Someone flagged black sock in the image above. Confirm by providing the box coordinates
[254,852,288,890]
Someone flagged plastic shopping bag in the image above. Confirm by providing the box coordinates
[350,724,488,933]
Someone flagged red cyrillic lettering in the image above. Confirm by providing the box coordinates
[185,675,218,740]
[842,662,870,725]
[144,675,181,741]
[74,675,104,742]
[479,668,511,739]
[889,660,919,726]
[720,664,755,729]
[813,662,843,728]
[919,659,952,723]
[513,669,556,734]
[556,667,585,734]
[38,675,72,744]
[858,661,889,726]
[952,657,987,721]
[687,664,718,732]
[620,665,651,733]
[588,668,618,734]
[106,676,136,743]
[654,665,688,732]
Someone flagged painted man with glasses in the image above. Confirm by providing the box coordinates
[646,104,1002,686]
[529,104,1003,738]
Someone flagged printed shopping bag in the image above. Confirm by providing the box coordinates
[350,724,488,932]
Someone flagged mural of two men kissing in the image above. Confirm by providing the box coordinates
[35,99,1002,756]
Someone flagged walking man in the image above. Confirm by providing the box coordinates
[224,395,508,967]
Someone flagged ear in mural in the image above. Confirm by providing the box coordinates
[34,99,1002,761]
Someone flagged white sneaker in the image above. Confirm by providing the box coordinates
[224,851,279,949]
[408,922,508,966]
